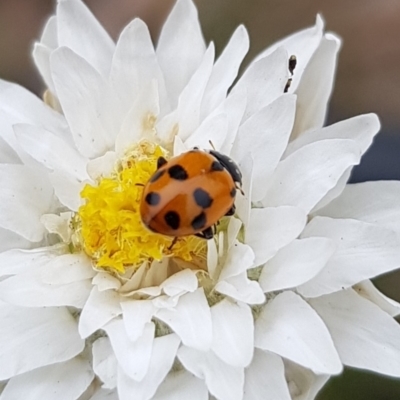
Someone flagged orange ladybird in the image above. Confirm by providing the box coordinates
[140,149,242,239]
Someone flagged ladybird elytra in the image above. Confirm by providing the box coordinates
[139,149,242,238]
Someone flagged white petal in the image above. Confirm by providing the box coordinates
[254,15,324,93]
[316,181,400,232]
[235,155,253,227]
[298,217,400,297]
[90,389,118,400]
[219,242,255,281]
[118,334,180,400]
[105,320,154,381]
[49,170,84,211]
[41,212,72,242]
[211,299,254,367]
[0,303,84,379]
[177,44,215,141]
[14,123,88,179]
[110,19,166,117]
[153,369,208,400]
[207,239,218,280]
[215,272,265,305]
[39,14,58,48]
[201,25,249,117]
[0,268,91,308]
[157,0,206,109]
[259,238,336,293]
[246,206,307,266]
[254,291,342,374]
[310,289,400,376]
[286,113,380,158]
[244,350,291,400]
[33,43,55,93]
[86,151,118,180]
[57,0,114,76]
[93,271,121,291]
[160,269,198,296]
[121,300,155,342]
[178,346,244,400]
[156,288,212,351]
[291,34,341,138]
[0,245,65,277]
[354,280,400,317]
[231,94,296,201]
[1,357,93,400]
[262,139,360,213]
[40,253,94,284]
[0,164,54,242]
[79,287,122,338]
[51,47,120,157]
[0,227,32,252]
[231,47,289,120]
[93,337,118,389]
[284,359,330,400]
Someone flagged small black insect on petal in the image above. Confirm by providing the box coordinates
[168,165,188,180]
[193,188,213,209]
[211,161,224,172]
[150,169,166,183]
[145,192,161,206]
[191,212,207,230]
[164,211,180,230]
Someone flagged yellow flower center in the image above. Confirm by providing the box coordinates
[74,141,206,273]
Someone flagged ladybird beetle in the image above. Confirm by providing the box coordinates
[140,149,242,239]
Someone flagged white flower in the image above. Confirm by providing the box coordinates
[0,0,400,399]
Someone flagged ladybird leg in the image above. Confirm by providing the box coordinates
[157,156,168,169]
[195,227,214,240]
[167,237,178,251]
[225,204,236,216]
[284,55,297,93]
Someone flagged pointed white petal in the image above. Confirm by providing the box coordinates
[316,181,400,232]
[284,359,330,400]
[0,303,84,379]
[86,151,118,180]
[259,238,336,293]
[160,269,198,296]
[215,272,265,305]
[51,47,121,157]
[156,288,212,351]
[0,165,54,242]
[57,0,114,76]
[79,287,122,338]
[93,337,118,389]
[201,25,249,117]
[235,155,253,227]
[244,350,291,400]
[219,242,255,281]
[105,320,154,381]
[231,47,289,120]
[118,334,180,400]
[262,139,360,213]
[232,95,296,201]
[0,227,32,252]
[354,280,400,317]
[1,357,93,400]
[298,217,400,297]
[292,34,340,138]
[254,291,342,374]
[157,0,206,109]
[121,300,155,342]
[49,170,84,211]
[33,43,55,93]
[90,389,118,400]
[246,206,307,266]
[310,289,400,377]
[93,271,121,291]
[211,299,254,367]
[178,346,244,400]
[153,369,208,400]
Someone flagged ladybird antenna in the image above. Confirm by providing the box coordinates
[208,140,216,150]
[236,182,245,196]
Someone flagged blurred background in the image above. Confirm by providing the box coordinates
[0,0,399,398]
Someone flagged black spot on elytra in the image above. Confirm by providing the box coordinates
[211,161,224,172]
[157,157,168,169]
[230,187,236,198]
[193,188,213,209]
[191,212,207,230]
[168,165,188,180]
[150,169,165,183]
[145,192,161,206]
[164,211,180,230]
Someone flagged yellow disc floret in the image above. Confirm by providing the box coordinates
[74,141,205,273]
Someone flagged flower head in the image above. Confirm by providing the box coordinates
[1,1,400,399]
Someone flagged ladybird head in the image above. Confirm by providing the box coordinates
[208,150,243,187]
